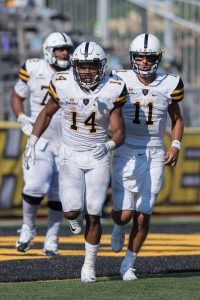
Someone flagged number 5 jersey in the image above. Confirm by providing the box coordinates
[111,70,184,149]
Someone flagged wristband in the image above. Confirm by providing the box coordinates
[28,134,38,146]
[106,140,116,150]
[171,140,181,150]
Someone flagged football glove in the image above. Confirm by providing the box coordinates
[17,113,33,136]
[91,140,116,160]
[23,135,38,170]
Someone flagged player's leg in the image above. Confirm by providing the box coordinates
[16,144,54,252]
[111,175,135,253]
[127,149,165,253]
[110,147,149,253]
[81,164,110,283]
[16,193,43,252]
[58,147,83,235]
[119,211,150,281]
[59,161,85,220]
[44,167,63,256]
[120,148,165,280]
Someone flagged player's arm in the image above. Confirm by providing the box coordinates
[92,83,127,160]
[23,97,60,170]
[32,78,61,138]
[11,89,33,136]
[10,89,25,116]
[109,82,127,147]
[11,61,29,116]
[10,62,33,136]
[91,107,125,160]
[109,106,125,148]
[32,97,60,138]
[164,102,184,167]
[24,75,61,169]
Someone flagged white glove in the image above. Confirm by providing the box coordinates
[23,135,38,170]
[91,140,116,160]
[17,113,33,136]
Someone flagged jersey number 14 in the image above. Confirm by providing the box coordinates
[71,111,97,133]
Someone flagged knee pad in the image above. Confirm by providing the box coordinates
[22,193,44,205]
[48,200,62,211]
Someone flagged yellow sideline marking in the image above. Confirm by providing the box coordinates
[1,234,200,260]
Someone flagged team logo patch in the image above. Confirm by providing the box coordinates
[83,99,89,105]
[142,89,149,96]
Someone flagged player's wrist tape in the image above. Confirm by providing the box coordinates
[106,140,116,150]
[28,134,38,146]
[171,140,181,150]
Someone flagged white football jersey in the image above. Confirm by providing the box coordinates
[14,58,62,145]
[112,70,184,148]
[49,71,127,151]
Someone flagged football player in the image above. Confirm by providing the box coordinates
[11,32,81,256]
[110,33,184,280]
[23,41,127,282]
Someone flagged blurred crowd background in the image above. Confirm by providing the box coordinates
[0,0,200,217]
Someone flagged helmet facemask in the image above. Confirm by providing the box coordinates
[73,58,107,89]
[72,42,107,90]
[48,45,73,70]
[130,52,162,77]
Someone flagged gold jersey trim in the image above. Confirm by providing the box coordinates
[19,68,29,77]
[171,94,184,101]
[19,74,29,82]
[114,95,127,103]
[49,82,60,101]
[171,87,184,95]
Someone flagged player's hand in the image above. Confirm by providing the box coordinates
[23,135,38,170]
[164,147,180,167]
[17,113,33,136]
[91,143,109,160]
[91,141,116,160]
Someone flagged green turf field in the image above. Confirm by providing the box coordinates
[0,273,200,300]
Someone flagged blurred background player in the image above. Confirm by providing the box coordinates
[111,33,184,280]
[11,31,81,256]
[23,41,127,282]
